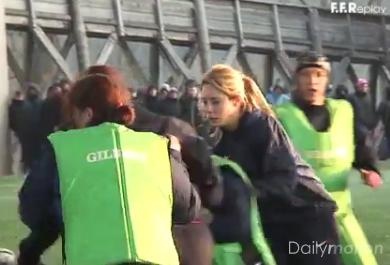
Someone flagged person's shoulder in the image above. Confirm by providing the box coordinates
[239,111,274,139]
[345,93,357,104]
[241,110,265,127]
[274,101,293,116]
[165,116,197,138]
[244,110,278,126]
[328,98,354,114]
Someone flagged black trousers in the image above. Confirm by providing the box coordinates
[262,209,342,265]
[18,226,60,265]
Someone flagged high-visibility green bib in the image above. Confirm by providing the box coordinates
[49,123,179,265]
[275,99,354,193]
[276,100,378,265]
[212,156,276,265]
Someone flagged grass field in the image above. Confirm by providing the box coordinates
[1,167,390,265]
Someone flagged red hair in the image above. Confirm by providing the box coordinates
[69,65,134,126]
[83,65,128,89]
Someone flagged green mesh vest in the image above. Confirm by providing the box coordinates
[49,123,179,265]
[212,156,276,265]
[275,99,354,193]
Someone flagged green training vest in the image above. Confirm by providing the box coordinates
[275,99,354,193]
[49,123,179,265]
[212,155,276,265]
[276,99,378,265]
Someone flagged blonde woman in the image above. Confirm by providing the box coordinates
[200,64,341,265]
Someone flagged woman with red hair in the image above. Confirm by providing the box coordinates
[87,66,226,265]
[18,68,200,265]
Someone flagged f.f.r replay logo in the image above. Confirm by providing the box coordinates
[330,1,386,15]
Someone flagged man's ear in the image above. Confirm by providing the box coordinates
[84,107,93,123]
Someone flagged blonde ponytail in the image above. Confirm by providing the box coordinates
[202,64,274,116]
[242,75,274,116]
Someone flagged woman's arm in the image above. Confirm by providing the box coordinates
[169,148,201,224]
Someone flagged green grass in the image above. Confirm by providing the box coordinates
[1,166,390,265]
[0,176,61,264]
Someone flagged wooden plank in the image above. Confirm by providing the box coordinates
[332,56,351,88]
[51,33,74,80]
[118,39,149,84]
[347,64,358,88]
[237,51,255,78]
[25,31,34,81]
[79,0,113,9]
[80,8,114,22]
[171,43,199,86]
[242,0,307,8]
[121,0,155,13]
[244,25,273,36]
[5,0,388,62]
[206,6,236,32]
[6,44,25,87]
[272,4,283,52]
[155,0,165,39]
[4,0,26,11]
[59,33,74,57]
[33,26,72,79]
[241,3,271,22]
[120,12,156,26]
[34,2,68,15]
[164,17,193,28]
[194,0,211,72]
[242,15,272,27]
[113,0,125,37]
[183,44,199,68]
[150,41,160,86]
[319,14,382,50]
[224,43,238,65]
[96,32,117,64]
[308,8,322,53]
[162,1,193,19]
[207,20,236,32]
[233,0,244,47]
[279,7,309,41]
[26,0,37,28]
[274,55,292,86]
[321,25,349,46]
[159,38,193,79]
[350,20,382,49]
[157,44,165,86]
[24,0,37,81]
[5,17,379,62]
[346,14,354,54]
[382,16,389,61]
[280,28,308,41]
[380,65,390,83]
[69,0,90,70]
[277,51,293,83]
